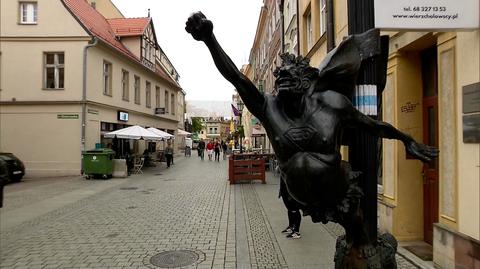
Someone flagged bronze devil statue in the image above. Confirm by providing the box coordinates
[186,12,438,269]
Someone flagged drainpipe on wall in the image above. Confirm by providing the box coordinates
[296,0,300,56]
[81,37,98,174]
[326,0,335,52]
[279,0,285,54]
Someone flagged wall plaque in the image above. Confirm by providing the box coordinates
[463,114,480,143]
[462,82,480,114]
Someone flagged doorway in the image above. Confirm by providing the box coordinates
[421,46,439,245]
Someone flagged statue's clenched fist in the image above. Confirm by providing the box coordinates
[185,12,213,41]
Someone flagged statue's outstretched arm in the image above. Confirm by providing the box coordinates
[346,104,438,162]
[186,12,265,117]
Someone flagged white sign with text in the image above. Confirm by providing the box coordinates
[374,0,479,30]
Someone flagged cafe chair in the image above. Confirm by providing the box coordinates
[132,158,144,174]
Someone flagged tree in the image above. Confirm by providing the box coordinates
[191,117,203,134]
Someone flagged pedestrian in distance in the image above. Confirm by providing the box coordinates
[214,141,221,162]
[165,142,174,168]
[221,140,228,160]
[185,138,192,157]
[206,140,214,161]
[198,139,205,160]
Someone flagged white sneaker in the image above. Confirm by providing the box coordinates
[286,232,301,239]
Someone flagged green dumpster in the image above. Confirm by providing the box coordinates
[82,148,115,179]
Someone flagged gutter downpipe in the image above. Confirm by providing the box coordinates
[81,37,98,174]
[296,0,300,56]
[326,0,335,52]
[279,0,285,54]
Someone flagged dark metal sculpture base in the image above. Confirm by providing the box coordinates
[334,233,398,269]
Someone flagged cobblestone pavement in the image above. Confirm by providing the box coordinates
[1,156,420,269]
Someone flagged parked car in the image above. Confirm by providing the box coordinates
[0,153,25,182]
[0,159,8,207]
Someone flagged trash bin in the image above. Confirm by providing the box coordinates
[82,148,115,179]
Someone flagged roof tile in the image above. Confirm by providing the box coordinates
[107,17,151,37]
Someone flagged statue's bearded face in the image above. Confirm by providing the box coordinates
[274,53,318,96]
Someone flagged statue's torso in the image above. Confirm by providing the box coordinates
[261,93,348,206]
[262,93,342,163]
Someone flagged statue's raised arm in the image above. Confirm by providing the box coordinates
[185,12,265,118]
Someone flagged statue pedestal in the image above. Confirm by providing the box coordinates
[334,233,398,269]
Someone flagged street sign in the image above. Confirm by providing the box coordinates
[155,107,166,114]
[374,0,480,30]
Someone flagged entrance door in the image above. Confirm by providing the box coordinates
[421,47,439,245]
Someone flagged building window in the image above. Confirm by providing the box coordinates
[306,10,313,49]
[171,93,175,115]
[319,0,327,37]
[103,61,112,96]
[20,2,37,24]
[44,52,64,89]
[164,91,169,113]
[134,75,140,104]
[121,70,129,101]
[155,86,160,108]
[146,81,151,108]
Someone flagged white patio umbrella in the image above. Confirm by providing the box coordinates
[177,129,192,136]
[104,125,162,140]
[147,127,174,140]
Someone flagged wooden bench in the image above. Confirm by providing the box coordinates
[229,158,266,184]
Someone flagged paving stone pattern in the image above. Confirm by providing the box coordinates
[1,159,230,269]
[0,157,419,269]
[241,184,288,269]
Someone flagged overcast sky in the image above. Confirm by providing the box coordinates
[111,0,263,102]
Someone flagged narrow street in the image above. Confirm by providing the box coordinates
[1,156,417,269]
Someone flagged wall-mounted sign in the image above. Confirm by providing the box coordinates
[374,0,480,30]
[88,109,99,115]
[401,102,420,113]
[155,107,166,114]
[118,111,129,122]
[463,82,480,114]
[463,114,480,143]
[57,114,79,119]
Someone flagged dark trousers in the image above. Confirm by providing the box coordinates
[280,180,301,232]
[166,154,173,167]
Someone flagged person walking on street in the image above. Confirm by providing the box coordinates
[165,142,174,168]
[221,140,228,160]
[185,138,192,157]
[198,139,206,160]
[214,141,221,162]
[206,140,214,161]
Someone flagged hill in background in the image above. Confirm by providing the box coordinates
[186,100,232,118]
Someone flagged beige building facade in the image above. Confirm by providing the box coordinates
[0,0,184,177]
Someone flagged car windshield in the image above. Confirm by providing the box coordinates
[0,153,16,161]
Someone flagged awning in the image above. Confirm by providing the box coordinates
[177,129,191,136]
[252,126,266,137]
[104,125,162,140]
[147,127,174,140]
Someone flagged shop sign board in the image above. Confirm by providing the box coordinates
[118,111,129,122]
[374,0,480,30]
[155,107,166,114]
[57,114,79,119]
